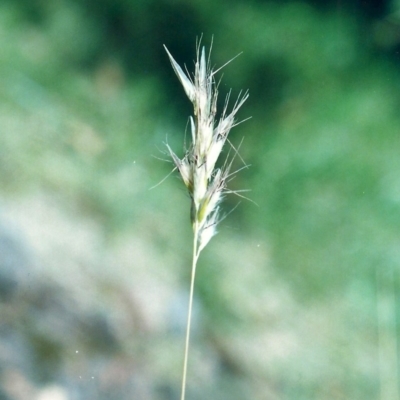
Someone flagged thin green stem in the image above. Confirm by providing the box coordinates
[180,222,200,400]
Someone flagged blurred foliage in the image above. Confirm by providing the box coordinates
[1,0,400,399]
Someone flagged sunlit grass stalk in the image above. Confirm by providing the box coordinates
[180,224,199,400]
[164,41,248,400]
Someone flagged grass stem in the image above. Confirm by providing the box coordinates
[180,222,199,400]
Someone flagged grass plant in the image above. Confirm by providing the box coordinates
[163,41,248,400]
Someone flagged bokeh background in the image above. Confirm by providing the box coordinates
[1,0,400,399]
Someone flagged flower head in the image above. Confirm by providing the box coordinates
[164,43,248,252]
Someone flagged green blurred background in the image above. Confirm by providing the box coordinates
[1,0,400,399]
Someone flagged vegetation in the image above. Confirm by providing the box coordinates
[1,1,400,399]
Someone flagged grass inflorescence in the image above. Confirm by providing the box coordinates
[164,40,248,400]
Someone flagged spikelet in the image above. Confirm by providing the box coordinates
[164,44,248,253]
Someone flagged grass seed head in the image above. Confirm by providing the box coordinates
[164,43,248,252]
